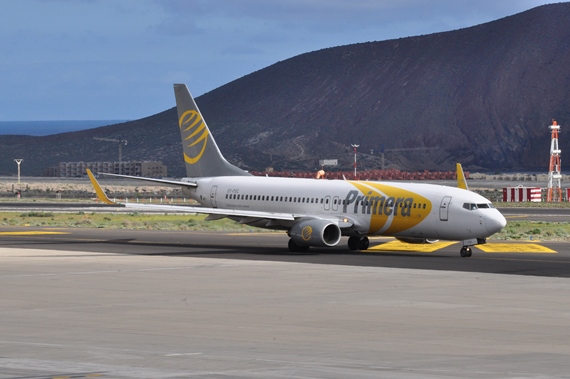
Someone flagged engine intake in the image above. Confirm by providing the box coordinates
[290,219,342,247]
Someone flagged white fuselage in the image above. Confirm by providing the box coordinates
[182,176,506,241]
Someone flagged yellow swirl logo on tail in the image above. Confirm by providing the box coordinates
[179,110,209,164]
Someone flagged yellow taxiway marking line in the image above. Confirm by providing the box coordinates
[0,231,69,236]
[369,240,457,253]
[477,243,557,253]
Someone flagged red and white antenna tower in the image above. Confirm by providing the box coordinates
[547,120,562,202]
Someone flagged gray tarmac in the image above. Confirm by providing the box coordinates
[1,228,570,378]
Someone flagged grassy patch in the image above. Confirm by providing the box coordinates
[0,212,264,232]
[492,220,570,241]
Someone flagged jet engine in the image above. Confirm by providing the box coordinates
[290,219,342,247]
[396,237,439,244]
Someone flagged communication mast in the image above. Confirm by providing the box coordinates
[351,144,359,177]
[547,120,562,202]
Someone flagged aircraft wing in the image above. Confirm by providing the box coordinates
[456,163,468,190]
[120,202,295,220]
[86,169,354,226]
[95,172,198,188]
[86,169,295,220]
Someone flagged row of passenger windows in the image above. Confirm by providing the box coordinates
[463,202,494,211]
[226,193,336,204]
[225,193,428,209]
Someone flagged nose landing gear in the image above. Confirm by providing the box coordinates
[460,246,472,257]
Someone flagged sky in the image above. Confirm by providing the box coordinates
[0,0,557,121]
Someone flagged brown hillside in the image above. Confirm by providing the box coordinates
[2,3,569,176]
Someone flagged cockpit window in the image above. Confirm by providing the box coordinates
[464,202,494,210]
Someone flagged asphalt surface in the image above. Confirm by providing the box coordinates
[2,226,570,378]
[0,227,568,277]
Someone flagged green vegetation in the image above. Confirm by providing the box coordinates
[492,220,570,241]
[1,212,264,232]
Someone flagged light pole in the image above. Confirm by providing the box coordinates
[351,144,359,177]
[14,159,23,184]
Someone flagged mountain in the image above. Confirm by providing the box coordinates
[2,2,570,177]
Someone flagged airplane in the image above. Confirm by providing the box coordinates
[86,83,506,257]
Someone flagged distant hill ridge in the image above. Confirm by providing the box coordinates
[2,2,569,177]
[0,120,127,136]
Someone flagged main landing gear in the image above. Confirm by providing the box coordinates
[460,246,472,258]
[348,236,369,251]
[288,239,310,253]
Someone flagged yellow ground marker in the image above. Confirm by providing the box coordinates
[0,231,69,236]
[369,240,457,253]
[477,243,557,253]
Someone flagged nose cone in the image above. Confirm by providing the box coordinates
[486,211,507,234]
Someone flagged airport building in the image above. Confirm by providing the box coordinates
[44,161,167,178]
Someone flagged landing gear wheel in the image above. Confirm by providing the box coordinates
[358,237,370,251]
[348,236,360,251]
[348,236,369,251]
[460,246,472,258]
[288,239,310,253]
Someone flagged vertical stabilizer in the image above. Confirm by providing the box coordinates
[456,163,468,190]
[174,84,250,178]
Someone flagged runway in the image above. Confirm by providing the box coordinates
[0,227,568,277]
[1,228,570,378]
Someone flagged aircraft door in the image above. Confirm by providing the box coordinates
[332,196,340,211]
[210,185,218,208]
[439,196,452,221]
[324,195,331,211]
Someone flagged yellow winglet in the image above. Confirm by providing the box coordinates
[456,163,468,190]
[86,169,115,204]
